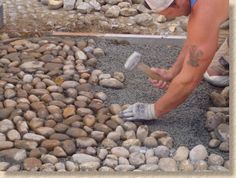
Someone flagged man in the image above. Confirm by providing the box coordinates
[119,0,229,121]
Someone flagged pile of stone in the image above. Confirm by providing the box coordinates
[205,87,229,152]
[38,0,171,28]
[0,37,230,172]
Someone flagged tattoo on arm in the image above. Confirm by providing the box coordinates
[187,45,204,67]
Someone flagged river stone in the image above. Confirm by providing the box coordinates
[120,8,138,17]
[35,127,55,137]
[63,106,76,118]
[0,148,27,162]
[215,123,229,142]
[144,137,158,148]
[20,61,44,71]
[105,6,120,18]
[72,153,100,164]
[99,78,124,89]
[7,129,21,141]
[122,139,141,148]
[66,127,87,138]
[76,137,97,148]
[94,123,112,134]
[134,13,153,27]
[76,2,94,14]
[62,140,76,155]
[194,160,208,170]
[101,138,117,149]
[189,145,208,162]
[114,165,135,172]
[23,133,46,142]
[159,158,177,172]
[83,114,96,127]
[0,162,10,171]
[80,161,100,171]
[97,148,108,160]
[41,139,60,151]
[118,157,130,165]
[136,125,148,142]
[0,133,6,141]
[23,157,42,171]
[0,119,14,132]
[208,165,229,171]
[158,136,173,148]
[103,155,118,168]
[146,156,159,164]
[0,107,15,120]
[154,145,170,158]
[173,146,189,161]
[63,0,76,10]
[208,154,224,166]
[53,146,67,157]
[208,139,221,148]
[129,152,145,167]
[111,147,129,158]
[219,141,229,152]
[15,140,38,150]
[0,141,14,150]
[65,161,78,171]
[224,160,230,170]
[107,131,121,142]
[6,164,21,172]
[210,91,228,107]
[205,111,224,131]
[91,131,105,142]
[178,159,194,172]
[139,164,159,171]
[109,104,122,115]
[41,154,58,164]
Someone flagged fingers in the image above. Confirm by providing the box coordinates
[149,78,169,90]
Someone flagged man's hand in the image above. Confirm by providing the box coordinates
[119,103,157,121]
[148,68,174,90]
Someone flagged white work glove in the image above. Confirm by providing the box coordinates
[119,102,157,121]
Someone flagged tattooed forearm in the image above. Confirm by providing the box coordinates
[187,45,204,67]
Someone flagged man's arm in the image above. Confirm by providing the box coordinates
[154,0,228,117]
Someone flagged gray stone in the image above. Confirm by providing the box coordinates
[136,125,149,143]
[215,123,229,142]
[154,145,170,158]
[173,146,189,161]
[65,161,78,171]
[120,8,138,17]
[138,164,159,171]
[0,141,14,150]
[208,154,224,166]
[144,137,158,148]
[20,61,44,71]
[134,13,153,27]
[189,145,208,162]
[158,158,177,172]
[64,0,76,10]
[72,153,100,164]
[111,147,129,158]
[114,165,135,172]
[208,165,229,172]
[194,160,208,171]
[129,152,145,167]
[122,139,141,148]
[0,107,14,120]
[23,133,46,142]
[105,6,120,18]
[7,129,21,141]
[80,161,100,171]
[0,119,14,133]
[0,162,10,171]
[41,154,58,164]
[0,148,27,162]
[76,137,97,148]
[97,148,108,160]
[103,155,118,168]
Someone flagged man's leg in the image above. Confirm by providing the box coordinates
[204,38,229,87]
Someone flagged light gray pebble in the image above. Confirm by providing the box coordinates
[118,157,130,165]
[0,162,10,171]
[114,165,135,172]
[138,164,159,171]
[65,161,78,171]
[154,145,170,158]
[99,166,114,172]
[111,147,129,158]
[6,164,21,172]
[41,154,58,164]
[173,146,189,161]
[208,154,224,166]
[23,74,33,83]
[129,152,145,167]
[7,129,21,141]
[146,156,159,164]
[189,145,208,162]
[158,158,177,172]
[55,162,66,171]
[179,160,194,172]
